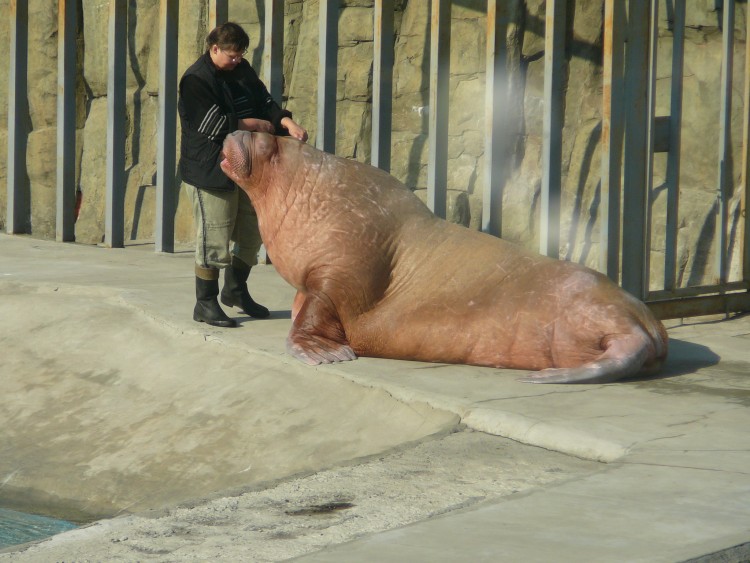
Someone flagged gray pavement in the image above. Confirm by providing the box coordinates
[1,233,749,562]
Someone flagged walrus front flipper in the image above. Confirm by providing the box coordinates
[516,331,659,384]
[287,334,357,365]
[286,292,357,365]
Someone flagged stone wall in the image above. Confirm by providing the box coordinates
[0,0,747,288]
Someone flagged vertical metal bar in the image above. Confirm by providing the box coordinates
[540,0,565,258]
[663,0,685,291]
[743,0,750,284]
[263,0,284,103]
[317,0,338,153]
[715,0,734,285]
[427,0,450,219]
[156,0,178,253]
[482,0,507,237]
[372,0,394,172]
[259,0,285,265]
[6,0,30,234]
[56,0,77,242]
[600,0,625,279]
[209,0,228,29]
[621,0,650,298]
[105,0,127,248]
[643,0,660,294]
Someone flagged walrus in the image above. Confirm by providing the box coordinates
[220,131,668,384]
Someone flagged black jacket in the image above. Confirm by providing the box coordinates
[178,52,292,190]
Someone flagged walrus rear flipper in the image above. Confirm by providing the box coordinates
[516,332,657,384]
[516,358,639,384]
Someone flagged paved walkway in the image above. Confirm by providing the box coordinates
[1,233,749,561]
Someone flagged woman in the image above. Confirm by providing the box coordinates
[178,22,307,327]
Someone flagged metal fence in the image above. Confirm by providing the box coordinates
[599,0,749,318]
[5,0,750,319]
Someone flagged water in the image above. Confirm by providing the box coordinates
[0,508,77,549]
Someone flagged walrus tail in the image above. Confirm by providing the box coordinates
[516,328,666,384]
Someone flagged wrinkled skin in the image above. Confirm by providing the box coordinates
[221,131,668,384]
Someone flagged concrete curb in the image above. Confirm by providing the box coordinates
[461,407,628,462]
[312,365,629,463]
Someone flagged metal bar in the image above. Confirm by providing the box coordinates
[427,0,450,219]
[263,0,284,103]
[540,0,565,258]
[652,116,671,153]
[208,0,228,29]
[648,280,750,300]
[317,0,338,153]
[156,0,178,253]
[372,0,394,172]
[600,0,625,280]
[482,0,507,237]
[642,0,660,294]
[6,0,30,234]
[663,0,685,291]
[743,0,750,284]
[647,291,750,320]
[105,0,127,248]
[257,0,284,266]
[715,0,734,284]
[621,0,651,299]
[56,0,77,242]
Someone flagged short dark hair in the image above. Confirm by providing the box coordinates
[206,22,250,52]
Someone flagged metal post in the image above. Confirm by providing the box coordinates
[600,0,625,280]
[6,0,30,234]
[105,0,127,248]
[156,0,178,253]
[642,0,660,295]
[482,0,509,237]
[621,0,651,298]
[663,0,686,291]
[743,0,750,284]
[317,0,338,153]
[209,0,228,29]
[263,0,284,103]
[372,0,394,172]
[56,0,77,242]
[540,0,565,258]
[258,0,284,265]
[427,0,450,219]
[715,0,734,285]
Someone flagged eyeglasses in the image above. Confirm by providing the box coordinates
[220,48,247,63]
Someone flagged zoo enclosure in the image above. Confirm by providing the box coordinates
[5,0,750,319]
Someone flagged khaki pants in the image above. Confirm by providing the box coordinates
[185,182,262,269]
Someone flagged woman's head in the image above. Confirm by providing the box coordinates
[207,22,250,70]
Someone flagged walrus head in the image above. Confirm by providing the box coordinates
[220,131,279,188]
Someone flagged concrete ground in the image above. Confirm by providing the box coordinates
[0,232,748,562]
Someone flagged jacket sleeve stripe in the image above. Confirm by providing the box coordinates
[198,104,227,140]
[197,104,219,133]
[208,116,226,140]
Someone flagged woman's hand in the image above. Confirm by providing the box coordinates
[281,117,309,142]
[239,118,275,133]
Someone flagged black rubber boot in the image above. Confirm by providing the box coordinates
[194,270,237,328]
[221,257,271,319]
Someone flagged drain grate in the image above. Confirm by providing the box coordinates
[285,501,355,516]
